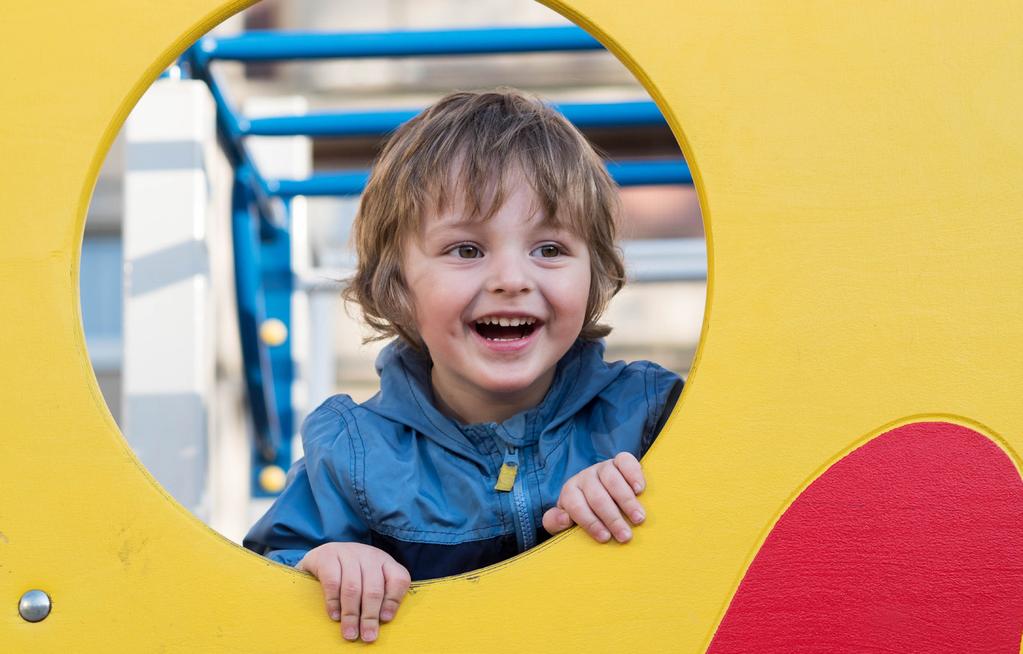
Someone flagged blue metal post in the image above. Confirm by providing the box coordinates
[231,177,282,464]
[258,198,295,492]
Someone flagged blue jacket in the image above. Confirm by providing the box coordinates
[244,339,682,580]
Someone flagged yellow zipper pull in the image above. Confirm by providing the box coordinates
[494,448,519,492]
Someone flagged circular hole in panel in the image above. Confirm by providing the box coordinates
[81,0,704,577]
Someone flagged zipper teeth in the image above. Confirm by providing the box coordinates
[512,464,535,549]
[502,446,536,551]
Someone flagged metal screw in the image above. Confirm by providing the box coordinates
[18,589,51,623]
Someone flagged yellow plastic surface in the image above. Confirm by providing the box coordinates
[2,1,1021,651]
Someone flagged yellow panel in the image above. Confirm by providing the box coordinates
[1,1,1021,651]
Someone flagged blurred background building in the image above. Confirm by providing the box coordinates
[81,0,705,543]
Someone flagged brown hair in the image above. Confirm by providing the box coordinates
[343,88,626,349]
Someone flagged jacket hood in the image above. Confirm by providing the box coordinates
[361,339,628,455]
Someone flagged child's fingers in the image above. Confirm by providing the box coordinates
[541,506,573,535]
[313,556,344,623]
[358,563,386,643]
[597,462,646,525]
[339,562,363,641]
[581,477,633,543]
[559,485,612,543]
[612,452,646,494]
[380,561,411,622]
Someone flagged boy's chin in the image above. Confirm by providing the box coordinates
[478,377,538,395]
[475,368,552,398]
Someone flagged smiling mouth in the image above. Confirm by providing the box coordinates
[473,316,539,341]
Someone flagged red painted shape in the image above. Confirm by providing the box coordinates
[708,422,1023,653]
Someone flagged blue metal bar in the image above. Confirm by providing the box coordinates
[183,46,286,229]
[271,171,369,198]
[200,25,602,61]
[606,159,693,186]
[245,100,665,137]
[249,109,417,138]
[560,101,667,130]
[270,159,691,198]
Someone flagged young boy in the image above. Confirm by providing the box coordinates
[244,89,683,643]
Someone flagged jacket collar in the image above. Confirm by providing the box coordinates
[361,339,627,455]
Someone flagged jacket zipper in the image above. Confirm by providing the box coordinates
[495,446,536,551]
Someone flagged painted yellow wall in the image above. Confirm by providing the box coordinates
[1,1,1020,651]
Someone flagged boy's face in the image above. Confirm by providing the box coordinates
[402,176,591,421]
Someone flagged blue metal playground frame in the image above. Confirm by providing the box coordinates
[180,24,693,496]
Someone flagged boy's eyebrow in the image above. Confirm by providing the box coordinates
[421,220,579,248]
[423,214,478,232]
[417,217,478,244]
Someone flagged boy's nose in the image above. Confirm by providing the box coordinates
[484,253,533,295]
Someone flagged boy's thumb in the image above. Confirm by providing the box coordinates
[542,507,573,535]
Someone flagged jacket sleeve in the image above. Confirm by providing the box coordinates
[640,363,684,457]
[243,401,371,567]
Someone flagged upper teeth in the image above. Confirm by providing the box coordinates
[475,316,536,327]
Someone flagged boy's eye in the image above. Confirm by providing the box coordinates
[533,244,562,258]
[453,244,482,259]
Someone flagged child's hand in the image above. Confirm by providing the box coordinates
[541,452,646,543]
[296,542,411,643]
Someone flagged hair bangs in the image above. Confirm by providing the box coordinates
[423,121,598,239]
